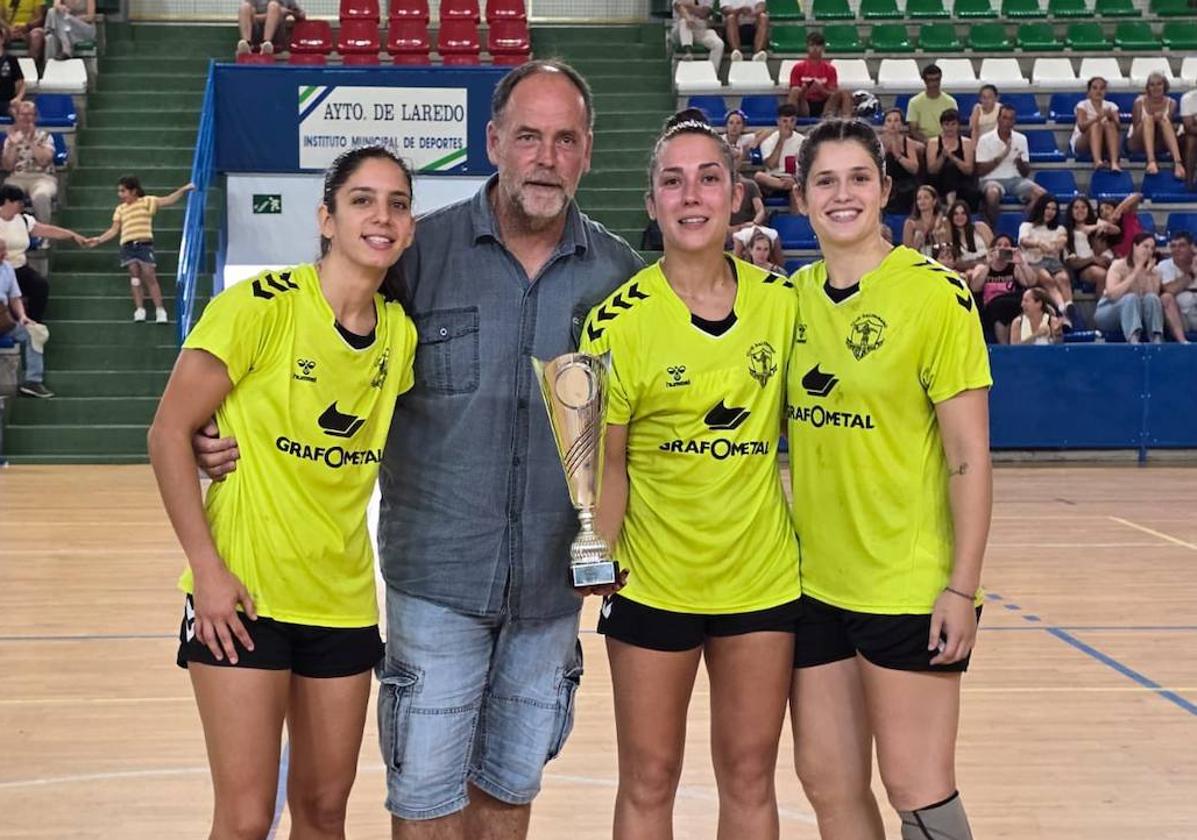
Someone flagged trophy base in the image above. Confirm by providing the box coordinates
[570,560,620,588]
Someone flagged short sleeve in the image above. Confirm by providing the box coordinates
[182,283,274,385]
[788,62,802,88]
[21,213,35,233]
[759,132,777,160]
[905,95,918,124]
[1182,92,1197,118]
[578,308,634,427]
[111,204,122,224]
[920,283,993,404]
[1018,222,1032,242]
[145,196,160,216]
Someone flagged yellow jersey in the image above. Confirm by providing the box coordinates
[113,196,158,244]
[580,257,800,614]
[179,264,417,627]
[785,246,991,614]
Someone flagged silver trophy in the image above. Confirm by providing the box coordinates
[531,352,620,588]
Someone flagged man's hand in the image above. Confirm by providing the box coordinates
[193,419,240,480]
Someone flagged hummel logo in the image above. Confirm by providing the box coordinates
[801,365,839,398]
[318,402,366,438]
[184,596,196,643]
[294,358,317,383]
[665,364,691,388]
[705,400,751,431]
[601,597,614,619]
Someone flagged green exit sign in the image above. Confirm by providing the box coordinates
[253,194,282,214]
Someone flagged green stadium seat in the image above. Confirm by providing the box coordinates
[1161,21,1197,49]
[1047,0,1090,17]
[860,0,904,18]
[1065,22,1112,49]
[1095,0,1140,15]
[823,24,865,51]
[770,24,809,52]
[1113,21,1160,48]
[811,0,855,19]
[917,22,964,50]
[1002,0,1045,17]
[1017,22,1063,49]
[906,0,951,16]
[954,0,997,18]
[870,23,915,50]
[1152,0,1191,16]
[968,22,1014,49]
[766,0,804,21]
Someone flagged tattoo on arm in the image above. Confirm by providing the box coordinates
[950,462,969,477]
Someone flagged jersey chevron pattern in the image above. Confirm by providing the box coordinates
[785,246,992,614]
[580,258,800,614]
[179,264,418,627]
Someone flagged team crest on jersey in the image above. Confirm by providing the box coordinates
[846,314,887,361]
[795,322,808,344]
[747,342,777,388]
[294,358,317,383]
[665,364,691,388]
[370,348,390,389]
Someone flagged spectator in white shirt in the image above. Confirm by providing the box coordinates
[975,105,1044,230]
[719,0,769,62]
[673,0,724,68]
[2,101,57,223]
[1160,229,1196,343]
[1073,77,1122,173]
[1181,82,1197,193]
[752,103,803,213]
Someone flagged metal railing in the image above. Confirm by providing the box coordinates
[175,62,217,344]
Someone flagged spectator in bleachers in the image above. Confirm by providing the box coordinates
[729,173,766,232]
[1095,193,1143,260]
[785,32,853,120]
[905,64,957,143]
[236,0,305,57]
[903,184,948,257]
[753,103,802,213]
[1073,77,1123,174]
[2,0,44,68]
[927,109,980,212]
[1181,81,1197,193]
[1096,232,1165,343]
[0,183,88,322]
[719,0,769,63]
[0,25,26,119]
[1160,230,1196,343]
[724,109,760,168]
[968,84,999,140]
[673,0,724,68]
[1009,287,1062,345]
[970,233,1035,344]
[1130,72,1184,182]
[976,104,1043,230]
[945,199,992,280]
[43,0,95,62]
[2,101,56,222]
[744,228,786,273]
[0,237,50,397]
[880,108,922,216]
[1064,197,1113,297]
[1021,193,1081,330]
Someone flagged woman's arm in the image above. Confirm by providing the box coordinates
[1104,261,1135,300]
[926,138,944,174]
[89,221,121,247]
[1009,315,1028,343]
[587,422,630,598]
[902,217,921,249]
[930,388,992,665]
[958,137,976,174]
[30,220,87,245]
[750,194,766,227]
[898,139,923,174]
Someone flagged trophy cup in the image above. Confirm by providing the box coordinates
[531,352,620,588]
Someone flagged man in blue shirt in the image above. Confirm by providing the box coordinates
[0,241,51,398]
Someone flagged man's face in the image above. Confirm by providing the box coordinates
[997,108,1016,134]
[807,41,824,61]
[778,114,796,134]
[924,73,942,96]
[15,105,34,131]
[1172,237,1194,267]
[486,71,593,230]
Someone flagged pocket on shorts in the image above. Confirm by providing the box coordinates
[412,307,480,395]
[545,641,584,763]
[377,664,420,774]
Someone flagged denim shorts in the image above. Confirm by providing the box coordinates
[377,586,583,821]
[120,240,155,267]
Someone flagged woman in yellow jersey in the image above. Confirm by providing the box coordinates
[580,115,800,839]
[148,146,418,840]
[785,119,992,840]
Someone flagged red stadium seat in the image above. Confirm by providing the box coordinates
[339,18,381,63]
[438,18,480,64]
[389,0,430,23]
[236,50,275,64]
[388,19,431,64]
[487,19,530,64]
[289,19,333,62]
[486,0,527,23]
[289,51,327,64]
[440,0,481,22]
[340,0,380,21]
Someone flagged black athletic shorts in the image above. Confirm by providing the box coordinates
[597,593,801,652]
[793,595,982,673]
[175,594,384,678]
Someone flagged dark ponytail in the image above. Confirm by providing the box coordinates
[320,145,414,257]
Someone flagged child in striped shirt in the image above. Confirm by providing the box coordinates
[88,176,194,323]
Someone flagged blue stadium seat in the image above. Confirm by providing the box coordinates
[1089,169,1135,200]
[763,190,789,207]
[688,95,728,125]
[894,93,912,115]
[33,94,77,128]
[0,335,14,348]
[1166,212,1197,237]
[1048,92,1083,122]
[1137,211,1156,234]
[52,132,68,167]
[1004,92,1046,124]
[1034,169,1079,199]
[773,213,819,248]
[1108,92,1137,123]
[1062,330,1101,343]
[1026,131,1065,163]
[996,211,1023,241]
[1143,172,1197,202]
[741,95,781,127]
[884,212,906,239]
[784,256,817,274]
[954,92,978,120]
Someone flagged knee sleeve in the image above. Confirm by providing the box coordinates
[899,791,973,840]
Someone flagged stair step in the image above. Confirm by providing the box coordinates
[593,92,675,112]
[85,110,198,129]
[44,320,180,346]
[99,73,208,92]
[99,55,214,74]
[48,296,207,319]
[7,395,159,425]
[43,343,179,370]
[77,146,195,167]
[586,209,648,229]
[36,369,171,397]
[88,90,204,110]
[65,186,221,207]
[50,249,188,273]
[2,423,151,456]
[78,127,198,147]
[66,167,193,189]
[589,149,652,168]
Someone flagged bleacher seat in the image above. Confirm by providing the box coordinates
[438,18,480,64]
[918,23,963,51]
[439,0,480,21]
[488,19,530,65]
[17,57,37,93]
[969,23,1014,51]
[1066,23,1112,51]
[1129,57,1174,88]
[1049,92,1083,121]
[1003,0,1044,16]
[1153,0,1190,14]
[1166,212,1197,237]
[1137,212,1157,239]
[861,0,903,18]
[877,59,921,91]
[1034,169,1079,198]
[236,51,274,65]
[954,0,997,17]
[338,19,380,64]
[728,61,775,91]
[33,94,76,128]
[812,0,855,19]
[1077,57,1130,90]
[1031,58,1079,89]
[486,0,527,23]
[340,0,379,21]
[741,94,781,125]
[1163,22,1197,50]
[38,59,86,94]
[1047,0,1089,15]
[1089,169,1136,200]
[1026,131,1066,162]
[389,0,430,23]
[981,59,1031,90]
[832,59,873,89]
[688,95,728,124]
[1017,22,1062,50]
[823,24,864,52]
[996,212,1024,241]
[1181,57,1197,83]
[1004,91,1045,122]
[1144,173,1197,202]
[675,61,721,94]
[939,58,979,87]
[1095,0,1139,15]
[784,257,816,274]
[1114,22,1161,50]
[774,214,818,248]
[51,132,67,166]
[387,19,431,64]
[906,0,951,16]
[767,0,805,20]
[1108,91,1138,122]
[289,19,334,64]
[870,23,914,51]
[771,25,808,53]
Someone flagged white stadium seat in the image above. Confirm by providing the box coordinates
[939,58,978,88]
[38,58,87,94]
[832,59,873,90]
[675,60,722,94]
[980,58,1030,90]
[1129,57,1175,88]
[1181,56,1197,87]
[17,57,38,93]
[777,59,799,90]
[727,60,775,92]
[1031,57,1080,89]
[876,58,921,92]
[1078,57,1131,91]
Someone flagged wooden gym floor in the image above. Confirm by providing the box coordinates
[1,464,1195,838]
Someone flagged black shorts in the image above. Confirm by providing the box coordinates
[794,595,982,673]
[175,594,384,678]
[806,99,826,118]
[597,593,801,652]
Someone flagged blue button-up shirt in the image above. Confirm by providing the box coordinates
[378,177,643,619]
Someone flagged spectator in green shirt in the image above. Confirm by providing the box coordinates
[906,65,958,143]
